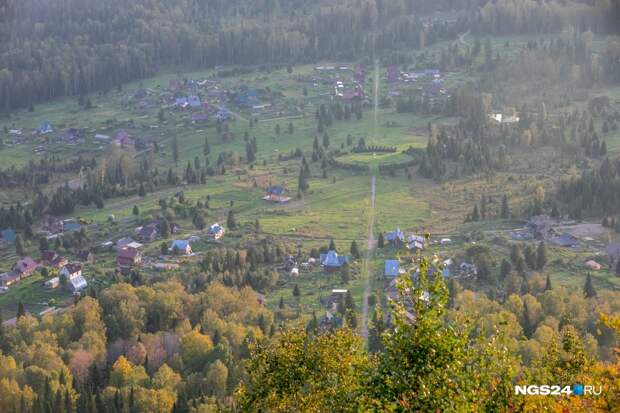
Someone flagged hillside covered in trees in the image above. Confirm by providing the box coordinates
[1,0,619,110]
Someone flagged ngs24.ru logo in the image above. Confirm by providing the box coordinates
[515,384,603,396]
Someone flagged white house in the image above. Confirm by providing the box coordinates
[60,263,82,280]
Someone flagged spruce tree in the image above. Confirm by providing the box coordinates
[17,302,25,318]
[378,232,385,248]
[227,210,237,230]
[545,274,552,291]
[329,239,336,251]
[350,240,360,259]
[172,135,179,165]
[500,194,510,219]
[471,205,480,221]
[536,241,547,270]
[584,272,597,298]
[293,284,300,297]
[15,234,25,256]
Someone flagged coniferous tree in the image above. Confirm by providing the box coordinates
[471,205,480,221]
[172,135,179,165]
[227,210,237,230]
[584,272,597,298]
[536,241,547,270]
[500,259,512,280]
[500,194,510,219]
[378,232,385,248]
[329,239,336,251]
[15,234,25,256]
[350,240,360,259]
[17,302,25,318]
[545,274,553,291]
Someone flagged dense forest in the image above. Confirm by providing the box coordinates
[1,0,618,110]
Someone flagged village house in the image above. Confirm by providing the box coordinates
[138,222,160,242]
[60,262,82,280]
[526,215,557,240]
[77,250,94,263]
[117,246,142,269]
[45,277,60,289]
[550,233,578,248]
[40,251,68,268]
[263,185,291,203]
[62,219,81,233]
[66,274,88,293]
[384,259,402,278]
[385,228,405,248]
[319,311,343,331]
[116,237,142,250]
[113,131,135,147]
[279,255,297,272]
[489,112,520,124]
[207,223,225,240]
[38,121,53,135]
[41,215,64,235]
[13,257,38,278]
[1,257,38,288]
[0,229,16,245]
[319,250,349,273]
[407,234,425,252]
[170,240,192,255]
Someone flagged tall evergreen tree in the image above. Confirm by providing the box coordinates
[500,194,510,219]
[545,274,553,291]
[584,272,597,298]
[350,240,360,259]
[17,302,25,318]
[536,241,547,270]
[172,135,179,165]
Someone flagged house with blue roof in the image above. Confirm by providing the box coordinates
[0,229,16,244]
[63,220,81,232]
[550,233,578,248]
[384,259,402,278]
[263,185,291,203]
[38,121,53,134]
[319,250,349,273]
[207,223,225,240]
[188,95,201,108]
[175,97,189,108]
[170,240,192,255]
[216,108,232,121]
[385,228,405,248]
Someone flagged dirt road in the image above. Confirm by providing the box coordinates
[360,176,376,341]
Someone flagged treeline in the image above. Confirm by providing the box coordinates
[0,0,457,111]
[557,157,620,219]
[472,0,619,35]
[418,123,494,181]
[0,155,95,189]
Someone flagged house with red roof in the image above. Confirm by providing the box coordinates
[117,246,142,268]
[12,257,38,278]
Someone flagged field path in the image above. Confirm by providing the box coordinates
[360,175,376,341]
